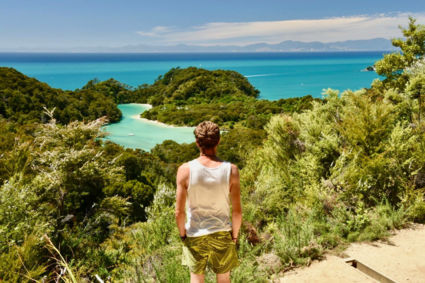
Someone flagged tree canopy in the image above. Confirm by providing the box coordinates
[375,17,425,90]
[0,67,122,124]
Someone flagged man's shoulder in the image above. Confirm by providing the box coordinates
[229,163,239,175]
[177,162,190,174]
[176,162,190,183]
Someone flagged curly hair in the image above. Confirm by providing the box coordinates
[194,121,220,149]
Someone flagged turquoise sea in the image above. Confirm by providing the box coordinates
[0,52,383,99]
[0,52,385,150]
[102,104,195,150]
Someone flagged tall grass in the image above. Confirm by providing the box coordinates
[44,234,80,283]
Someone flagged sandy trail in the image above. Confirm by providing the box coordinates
[280,224,425,283]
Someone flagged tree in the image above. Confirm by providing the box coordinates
[407,72,425,122]
[375,17,425,90]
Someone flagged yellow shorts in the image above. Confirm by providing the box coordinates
[182,231,239,274]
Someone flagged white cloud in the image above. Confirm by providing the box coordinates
[136,12,425,45]
[137,26,174,37]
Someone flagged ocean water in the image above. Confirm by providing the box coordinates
[0,52,384,150]
[102,104,195,151]
[0,52,383,99]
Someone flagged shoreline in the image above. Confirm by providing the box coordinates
[131,114,194,129]
[129,103,194,129]
[128,102,153,110]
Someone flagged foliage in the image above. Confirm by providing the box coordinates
[77,67,317,128]
[139,67,317,127]
[0,116,164,281]
[81,78,136,104]
[44,235,80,283]
[142,95,317,128]
[146,67,260,105]
[0,67,122,124]
[375,17,425,90]
[218,128,266,169]
[243,87,424,224]
[0,235,48,282]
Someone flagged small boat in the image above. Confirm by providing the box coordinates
[362,65,375,72]
[128,133,135,136]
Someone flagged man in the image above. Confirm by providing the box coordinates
[175,121,242,283]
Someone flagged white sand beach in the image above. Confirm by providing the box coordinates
[130,103,194,129]
[129,103,153,109]
[131,114,194,129]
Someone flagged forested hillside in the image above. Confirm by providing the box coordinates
[140,67,317,128]
[82,67,318,128]
[0,18,424,282]
[0,67,122,124]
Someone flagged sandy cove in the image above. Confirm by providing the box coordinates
[129,103,152,110]
[130,103,194,129]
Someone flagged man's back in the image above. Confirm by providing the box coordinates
[185,158,232,237]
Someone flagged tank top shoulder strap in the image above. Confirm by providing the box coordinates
[189,158,230,171]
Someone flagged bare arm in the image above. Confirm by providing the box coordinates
[175,163,189,237]
[230,164,242,242]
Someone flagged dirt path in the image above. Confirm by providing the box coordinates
[280,224,425,283]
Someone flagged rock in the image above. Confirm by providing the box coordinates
[261,232,273,242]
[300,241,322,259]
[243,221,261,245]
[257,253,282,273]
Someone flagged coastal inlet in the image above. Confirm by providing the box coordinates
[102,103,195,151]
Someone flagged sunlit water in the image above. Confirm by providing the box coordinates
[102,104,195,151]
[1,52,384,150]
[0,52,382,99]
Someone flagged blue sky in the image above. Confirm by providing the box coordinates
[1,0,424,50]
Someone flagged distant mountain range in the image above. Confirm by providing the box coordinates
[2,38,397,53]
[86,38,397,53]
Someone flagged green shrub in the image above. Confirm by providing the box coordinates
[407,195,425,223]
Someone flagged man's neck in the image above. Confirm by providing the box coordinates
[200,148,217,158]
[200,152,216,158]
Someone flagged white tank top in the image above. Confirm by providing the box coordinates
[185,159,232,237]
